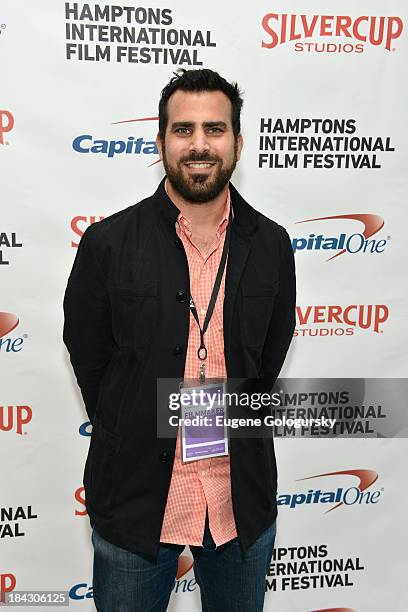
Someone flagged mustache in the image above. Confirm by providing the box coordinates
[180,153,220,164]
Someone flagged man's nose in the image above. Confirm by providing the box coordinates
[189,129,210,154]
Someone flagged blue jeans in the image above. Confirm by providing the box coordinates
[92,510,276,612]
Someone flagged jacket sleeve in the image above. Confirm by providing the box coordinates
[63,226,114,424]
[258,225,296,391]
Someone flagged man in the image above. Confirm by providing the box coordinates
[63,68,296,611]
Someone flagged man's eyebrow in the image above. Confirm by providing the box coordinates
[171,121,228,129]
[171,121,194,129]
[203,121,227,129]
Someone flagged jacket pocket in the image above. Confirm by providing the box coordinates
[241,282,279,349]
[85,415,122,515]
[107,282,158,348]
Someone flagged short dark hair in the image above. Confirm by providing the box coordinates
[158,68,244,140]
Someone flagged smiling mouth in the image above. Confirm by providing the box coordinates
[184,162,216,169]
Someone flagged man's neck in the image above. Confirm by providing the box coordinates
[165,178,228,233]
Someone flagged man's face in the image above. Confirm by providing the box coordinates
[156,90,243,203]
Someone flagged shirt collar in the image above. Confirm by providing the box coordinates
[175,188,232,240]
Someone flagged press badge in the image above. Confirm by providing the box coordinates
[179,381,229,462]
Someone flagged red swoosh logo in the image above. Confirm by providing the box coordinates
[176,554,194,579]
[111,116,161,167]
[112,116,159,125]
[297,469,378,513]
[296,214,384,260]
[0,312,19,338]
[310,608,355,612]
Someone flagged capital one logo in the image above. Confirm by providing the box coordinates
[0,312,18,337]
[72,116,159,163]
[69,583,93,601]
[292,213,387,260]
[0,110,14,144]
[67,556,194,597]
[173,555,197,594]
[278,469,383,512]
[0,312,27,352]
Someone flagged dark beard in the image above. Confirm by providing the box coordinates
[161,143,238,203]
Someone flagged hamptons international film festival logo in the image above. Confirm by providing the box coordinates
[261,12,404,54]
[0,312,28,354]
[268,538,366,591]
[0,231,22,265]
[64,2,216,64]
[258,118,396,170]
[0,505,38,539]
[267,541,365,591]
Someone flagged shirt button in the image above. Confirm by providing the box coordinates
[173,345,183,356]
[176,290,188,303]
[160,451,169,463]
[200,309,206,316]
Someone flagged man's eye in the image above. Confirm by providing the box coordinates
[207,127,223,133]
[175,127,191,134]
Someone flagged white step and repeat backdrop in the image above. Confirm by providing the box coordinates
[1,1,407,610]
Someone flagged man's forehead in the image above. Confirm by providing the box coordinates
[166,89,232,123]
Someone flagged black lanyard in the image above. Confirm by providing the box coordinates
[189,209,232,380]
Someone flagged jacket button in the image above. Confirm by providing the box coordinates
[160,451,169,463]
[174,238,182,248]
[173,345,183,356]
[176,290,187,302]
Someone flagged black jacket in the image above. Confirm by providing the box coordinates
[63,177,296,561]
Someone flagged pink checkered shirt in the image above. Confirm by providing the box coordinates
[159,185,238,547]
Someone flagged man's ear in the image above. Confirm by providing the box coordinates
[236,133,244,161]
[156,133,163,160]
